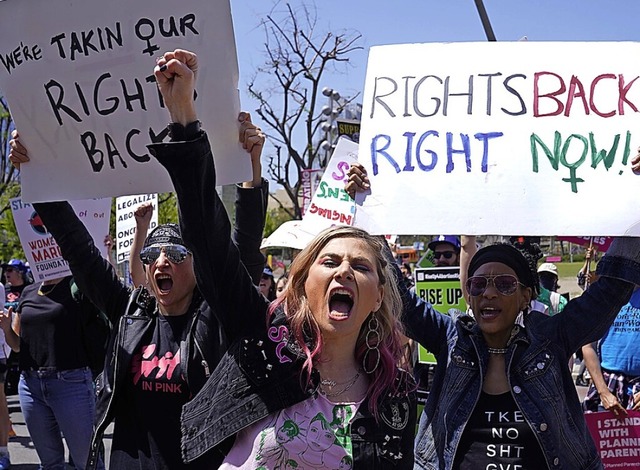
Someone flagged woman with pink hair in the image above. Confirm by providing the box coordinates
[150,48,416,469]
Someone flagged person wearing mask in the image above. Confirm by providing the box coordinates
[150,48,417,468]
[8,108,268,468]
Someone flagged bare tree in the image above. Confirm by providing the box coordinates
[248,2,362,219]
[0,96,23,261]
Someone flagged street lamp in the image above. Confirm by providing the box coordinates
[319,86,341,165]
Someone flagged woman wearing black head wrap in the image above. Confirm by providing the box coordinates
[403,238,640,469]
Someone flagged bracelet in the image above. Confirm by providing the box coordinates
[167,120,201,141]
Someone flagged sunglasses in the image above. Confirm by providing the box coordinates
[466,274,524,297]
[139,244,191,265]
[433,251,455,260]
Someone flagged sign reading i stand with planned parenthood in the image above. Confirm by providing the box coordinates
[0,0,249,203]
[354,42,640,236]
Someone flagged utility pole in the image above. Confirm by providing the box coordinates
[473,0,497,41]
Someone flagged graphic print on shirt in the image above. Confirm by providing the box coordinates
[253,398,357,469]
[130,342,189,396]
[454,391,547,469]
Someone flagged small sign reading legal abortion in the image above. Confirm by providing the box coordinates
[115,194,158,264]
[0,0,247,202]
[302,137,358,232]
[10,198,111,281]
[354,42,640,236]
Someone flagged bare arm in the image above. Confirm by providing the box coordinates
[0,309,20,352]
[459,235,477,303]
[129,202,153,288]
[582,341,627,418]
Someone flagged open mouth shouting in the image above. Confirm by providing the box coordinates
[478,305,502,321]
[328,288,355,320]
[155,273,174,294]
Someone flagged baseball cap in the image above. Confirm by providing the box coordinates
[2,259,27,271]
[537,262,558,276]
[428,235,461,252]
[262,266,274,278]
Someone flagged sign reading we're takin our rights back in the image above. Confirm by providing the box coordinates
[354,42,640,236]
[0,0,248,203]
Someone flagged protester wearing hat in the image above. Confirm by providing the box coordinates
[9,108,268,469]
[3,259,31,311]
[537,262,567,316]
[259,265,276,301]
[428,235,461,267]
[401,239,640,469]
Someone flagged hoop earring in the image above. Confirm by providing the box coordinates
[363,314,381,374]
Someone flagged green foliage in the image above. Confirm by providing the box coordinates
[264,206,294,238]
[157,192,178,224]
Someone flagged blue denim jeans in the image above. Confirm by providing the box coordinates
[19,367,104,470]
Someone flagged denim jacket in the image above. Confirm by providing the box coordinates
[404,239,640,470]
[150,133,417,468]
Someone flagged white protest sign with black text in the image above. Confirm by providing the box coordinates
[354,42,640,236]
[11,198,111,282]
[115,194,158,264]
[0,0,248,202]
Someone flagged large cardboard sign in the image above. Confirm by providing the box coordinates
[115,194,158,264]
[11,197,111,281]
[585,411,640,468]
[0,0,248,202]
[354,42,640,236]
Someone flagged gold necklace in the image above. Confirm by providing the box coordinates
[38,282,60,296]
[319,370,361,397]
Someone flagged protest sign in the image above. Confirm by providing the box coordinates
[585,410,640,468]
[261,137,358,250]
[302,137,358,232]
[557,236,613,252]
[11,197,111,281]
[300,169,323,216]
[115,194,158,263]
[414,266,466,363]
[0,0,247,202]
[336,119,361,143]
[354,42,640,236]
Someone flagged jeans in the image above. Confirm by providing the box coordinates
[19,367,104,470]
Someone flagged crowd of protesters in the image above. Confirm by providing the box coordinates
[0,47,639,470]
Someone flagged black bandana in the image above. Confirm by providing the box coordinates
[143,223,184,248]
[468,244,537,293]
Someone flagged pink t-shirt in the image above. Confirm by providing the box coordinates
[221,393,362,469]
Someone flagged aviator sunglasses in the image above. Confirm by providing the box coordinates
[466,274,525,297]
[139,244,191,265]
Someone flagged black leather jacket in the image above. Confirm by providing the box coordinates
[33,178,267,470]
[151,132,417,469]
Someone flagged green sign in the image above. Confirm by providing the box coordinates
[414,266,466,363]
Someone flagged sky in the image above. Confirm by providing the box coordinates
[230,0,640,114]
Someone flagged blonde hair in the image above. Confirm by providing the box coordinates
[272,226,407,415]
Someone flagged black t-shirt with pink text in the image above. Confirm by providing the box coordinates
[453,391,548,470]
[109,313,206,469]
